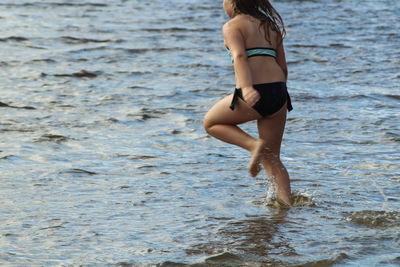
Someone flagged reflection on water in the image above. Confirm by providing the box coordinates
[0,0,399,265]
[193,214,285,258]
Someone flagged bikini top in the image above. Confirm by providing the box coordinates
[226,47,277,60]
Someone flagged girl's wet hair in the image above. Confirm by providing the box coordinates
[232,0,286,44]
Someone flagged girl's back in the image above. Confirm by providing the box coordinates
[228,14,286,84]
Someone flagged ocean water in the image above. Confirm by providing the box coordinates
[0,0,399,266]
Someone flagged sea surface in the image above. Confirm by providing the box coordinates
[0,0,399,266]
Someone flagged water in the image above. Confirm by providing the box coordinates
[0,0,399,266]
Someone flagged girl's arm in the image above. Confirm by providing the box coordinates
[276,39,288,81]
[223,22,260,107]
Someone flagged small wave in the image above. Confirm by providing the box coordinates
[178,63,216,69]
[68,46,109,54]
[292,253,349,267]
[128,86,151,90]
[0,127,34,133]
[310,57,329,63]
[293,93,375,102]
[0,36,28,42]
[0,101,36,110]
[49,2,108,7]
[34,134,68,143]
[29,58,57,64]
[155,262,188,267]
[287,58,329,65]
[166,129,180,135]
[383,132,400,143]
[39,224,66,231]
[0,102,11,108]
[137,165,157,169]
[290,42,352,50]
[140,27,215,33]
[0,2,107,7]
[60,168,98,176]
[27,45,48,50]
[344,210,400,228]
[290,44,326,49]
[0,155,17,160]
[205,252,242,265]
[123,48,152,54]
[122,47,189,54]
[41,70,101,78]
[383,94,400,101]
[113,262,136,267]
[116,70,152,76]
[329,43,353,48]
[60,36,122,44]
[126,107,168,121]
[206,152,236,158]
[127,113,161,121]
[117,154,158,160]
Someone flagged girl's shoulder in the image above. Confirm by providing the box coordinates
[222,15,250,32]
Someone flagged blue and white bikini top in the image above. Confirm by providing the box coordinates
[226,47,277,60]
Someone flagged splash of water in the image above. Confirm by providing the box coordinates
[264,179,317,208]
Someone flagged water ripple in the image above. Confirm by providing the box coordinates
[0,0,399,265]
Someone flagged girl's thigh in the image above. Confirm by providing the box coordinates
[257,103,287,155]
[204,94,262,127]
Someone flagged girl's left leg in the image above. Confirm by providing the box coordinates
[203,93,264,175]
[257,104,292,206]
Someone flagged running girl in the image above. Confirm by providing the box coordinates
[203,0,293,206]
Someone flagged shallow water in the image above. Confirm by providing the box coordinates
[0,0,399,266]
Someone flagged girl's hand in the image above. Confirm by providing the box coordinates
[242,87,260,107]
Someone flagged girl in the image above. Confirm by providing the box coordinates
[203,0,293,206]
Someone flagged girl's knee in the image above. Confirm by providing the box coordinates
[203,114,214,133]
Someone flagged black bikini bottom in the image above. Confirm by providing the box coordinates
[229,82,293,117]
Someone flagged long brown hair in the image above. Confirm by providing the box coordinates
[232,0,286,44]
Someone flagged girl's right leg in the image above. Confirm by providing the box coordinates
[257,104,293,206]
[203,93,264,175]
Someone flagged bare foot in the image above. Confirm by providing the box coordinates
[249,139,266,177]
